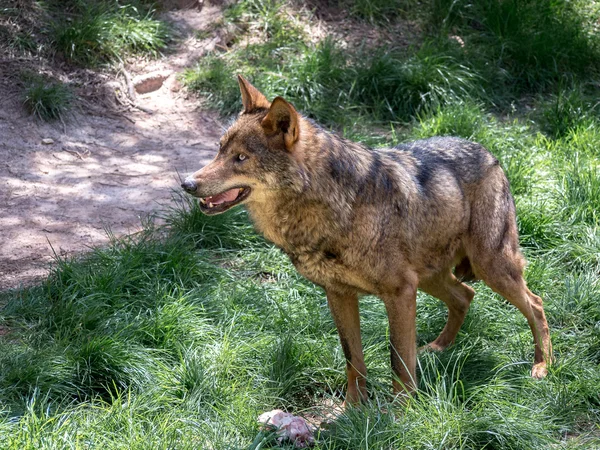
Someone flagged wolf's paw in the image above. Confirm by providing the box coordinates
[531,362,548,379]
[418,342,447,353]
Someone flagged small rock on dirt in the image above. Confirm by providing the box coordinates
[133,71,173,94]
[41,138,54,145]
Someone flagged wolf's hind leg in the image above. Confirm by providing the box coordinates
[419,272,475,352]
[470,251,553,378]
[466,167,553,378]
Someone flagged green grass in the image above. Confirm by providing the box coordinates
[184,0,600,128]
[184,36,483,127]
[184,1,488,126]
[2,0,600,448]
[427,0,600,93]
[21,73,73,122]
[1,1,169,67]
[537,84,600,139]
[341,0,414,23]
[49,0,169,66]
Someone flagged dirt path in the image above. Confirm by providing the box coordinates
[0,5,225,290]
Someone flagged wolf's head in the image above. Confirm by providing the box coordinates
[182,76,305,215]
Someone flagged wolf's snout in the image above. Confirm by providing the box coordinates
[181,178,197,193]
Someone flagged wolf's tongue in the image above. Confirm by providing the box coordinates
[206,188,240,205]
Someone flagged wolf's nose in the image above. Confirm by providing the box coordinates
[181,179,197,193]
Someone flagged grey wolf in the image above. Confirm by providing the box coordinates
[182,76,553,404]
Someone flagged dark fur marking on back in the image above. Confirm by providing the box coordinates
[409,146,459,192]
[328,151,358,187]
[385,151,405,164]
[395,137,496,191]
[356,152,397,201]
[366,152,383,189]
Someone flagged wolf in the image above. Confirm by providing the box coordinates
[182,76,553,404]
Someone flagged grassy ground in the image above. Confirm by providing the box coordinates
[1,0,168,66]
[2,1,600,448]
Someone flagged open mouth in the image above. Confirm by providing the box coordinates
[199,187,251,214]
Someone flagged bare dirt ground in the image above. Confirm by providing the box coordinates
[0,5,226,290]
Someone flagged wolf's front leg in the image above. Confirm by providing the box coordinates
[326,288,367,405]
[381,278,418,400]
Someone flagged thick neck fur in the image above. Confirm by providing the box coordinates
[244,115,415,251]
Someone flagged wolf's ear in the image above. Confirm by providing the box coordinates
[261,97,300,151]
[238,75,270,113]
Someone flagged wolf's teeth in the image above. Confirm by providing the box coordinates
[208,202,214,208]
[199,198,206,204]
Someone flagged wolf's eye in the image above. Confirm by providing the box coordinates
[237,154,247,162]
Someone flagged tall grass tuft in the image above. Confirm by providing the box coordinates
[21,74,72,122]
[51,1,169,66]
[538,86,599,139]
[557,153,600,225]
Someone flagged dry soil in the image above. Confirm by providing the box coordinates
[0,5,225,290]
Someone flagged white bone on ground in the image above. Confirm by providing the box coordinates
[257,409,315,448]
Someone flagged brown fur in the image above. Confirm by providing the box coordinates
[182,76,553,404]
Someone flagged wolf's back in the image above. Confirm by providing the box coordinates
[393,136,500,187]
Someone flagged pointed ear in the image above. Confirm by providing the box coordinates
[238,75,270,113]
[261,97,300,151]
